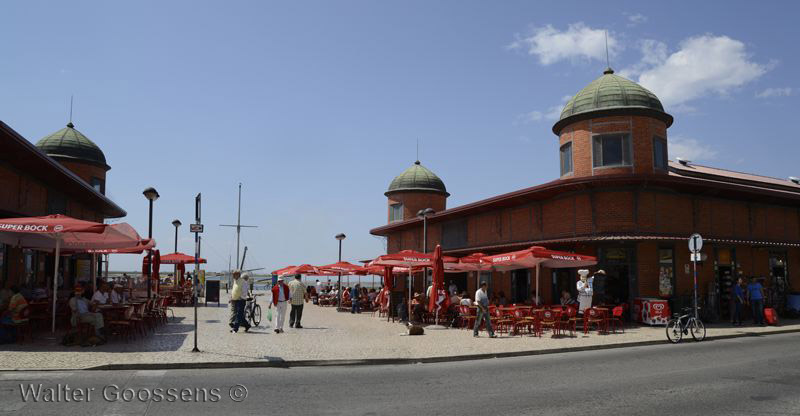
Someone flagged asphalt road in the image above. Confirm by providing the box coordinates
[1,332,799,416]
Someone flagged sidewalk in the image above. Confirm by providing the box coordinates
[2,292,798,370]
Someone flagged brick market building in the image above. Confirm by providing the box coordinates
[370,68,800,320]
[0,120,126,291]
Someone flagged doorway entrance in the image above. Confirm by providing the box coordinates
[510,269,530,304]
[715,247,736,321]
[596,247,635,305]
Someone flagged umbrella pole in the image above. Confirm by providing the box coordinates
[408,270,412,321]
[92,253,97,293]
[536,263,540,305]
[51,239,61,334]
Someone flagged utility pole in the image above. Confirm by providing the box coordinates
[220,183,258,273]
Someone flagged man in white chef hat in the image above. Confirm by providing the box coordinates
[576,269,593,314]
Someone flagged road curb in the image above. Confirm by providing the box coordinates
[74,326,800,372]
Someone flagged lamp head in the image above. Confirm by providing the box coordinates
[172,219,182,227]
[335,233,346,241]
[143,187,160,201]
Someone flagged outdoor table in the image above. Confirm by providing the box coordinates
[97,304,128,321]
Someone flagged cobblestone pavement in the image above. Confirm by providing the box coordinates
[2,292,798,370]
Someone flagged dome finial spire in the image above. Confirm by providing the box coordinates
[68,95,74,126]
[603,30,613,75]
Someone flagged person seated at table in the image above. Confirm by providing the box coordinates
[69,286,105,341]
[367,288,378,305]
[526,291,542,307]
[0,286,28,326]
[31,285,48,301]
[397,296,409,322]
[497,291,508,306]
[560,290,577,306]
[449,290,461,306]
[110,284,127,304]
[91,282,111,305]
[459,292,472,306]
[411,293,426,323]
[0,287,12,315]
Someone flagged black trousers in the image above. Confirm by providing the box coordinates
[290,304,304,326]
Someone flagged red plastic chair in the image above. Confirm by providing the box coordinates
[492,307,513,335]
[458,305,476,329]
[584,307,606,334]
[608,305,625,333]
[538,309,561,337]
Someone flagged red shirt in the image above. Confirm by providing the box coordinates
[271,283,290,306]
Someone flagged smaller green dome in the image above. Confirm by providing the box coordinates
[36,122,108,169]
[386,161,449,196]
[553,68,673,134]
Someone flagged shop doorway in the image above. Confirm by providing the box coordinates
[715,247,735,321]
[510,269,530,304]
[769,252,788,311]
[445,272,468,296]
[596,247,636,305]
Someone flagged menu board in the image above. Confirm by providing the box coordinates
[76,259,91,282]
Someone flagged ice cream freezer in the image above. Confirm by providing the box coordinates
[632,297,671,326]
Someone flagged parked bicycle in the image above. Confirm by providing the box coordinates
[245,294,262,327]
[666,307,706,343]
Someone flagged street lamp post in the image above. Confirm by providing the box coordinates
[143,187,159,298]
[336,233,346,309]
[417,207,435,284]
[172,219,181,284]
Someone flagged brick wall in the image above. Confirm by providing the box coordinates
[387,192,446,224]
[558,116,669,179]
[58,160,107,190]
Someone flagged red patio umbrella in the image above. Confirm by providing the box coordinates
[0,215,120,333]
[481,246,597,302]
[427,245,451,324]
[271,265,296,275]
[372,250,459,320]
[318,261,368,275]
[277,264,320,276]
[160,252,207,264]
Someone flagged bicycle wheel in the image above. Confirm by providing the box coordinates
[666,319,683,343]
[689,318,706,342]
[251,304,262,327]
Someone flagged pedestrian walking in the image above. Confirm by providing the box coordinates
[473,281,496,338]
[747,277,765,325]
[228,270,240,329]
[351,283,361,314]
[288,275,309,328]
[270,277,290,333]
[732,277,745,326]
[230,271,251,333]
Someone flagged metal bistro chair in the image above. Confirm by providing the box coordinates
[538,309,561,337]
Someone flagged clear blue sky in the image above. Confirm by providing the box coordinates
[1,1,798,273]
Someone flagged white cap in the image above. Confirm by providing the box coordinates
[578,269,590,277]
[277,276,284,282]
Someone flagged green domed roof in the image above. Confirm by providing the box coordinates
[552,68,673,134]
[386,161,449,196]
[36,122,108,169]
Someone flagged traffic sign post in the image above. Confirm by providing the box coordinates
[192,193,202,353]
[689,233,703,320]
